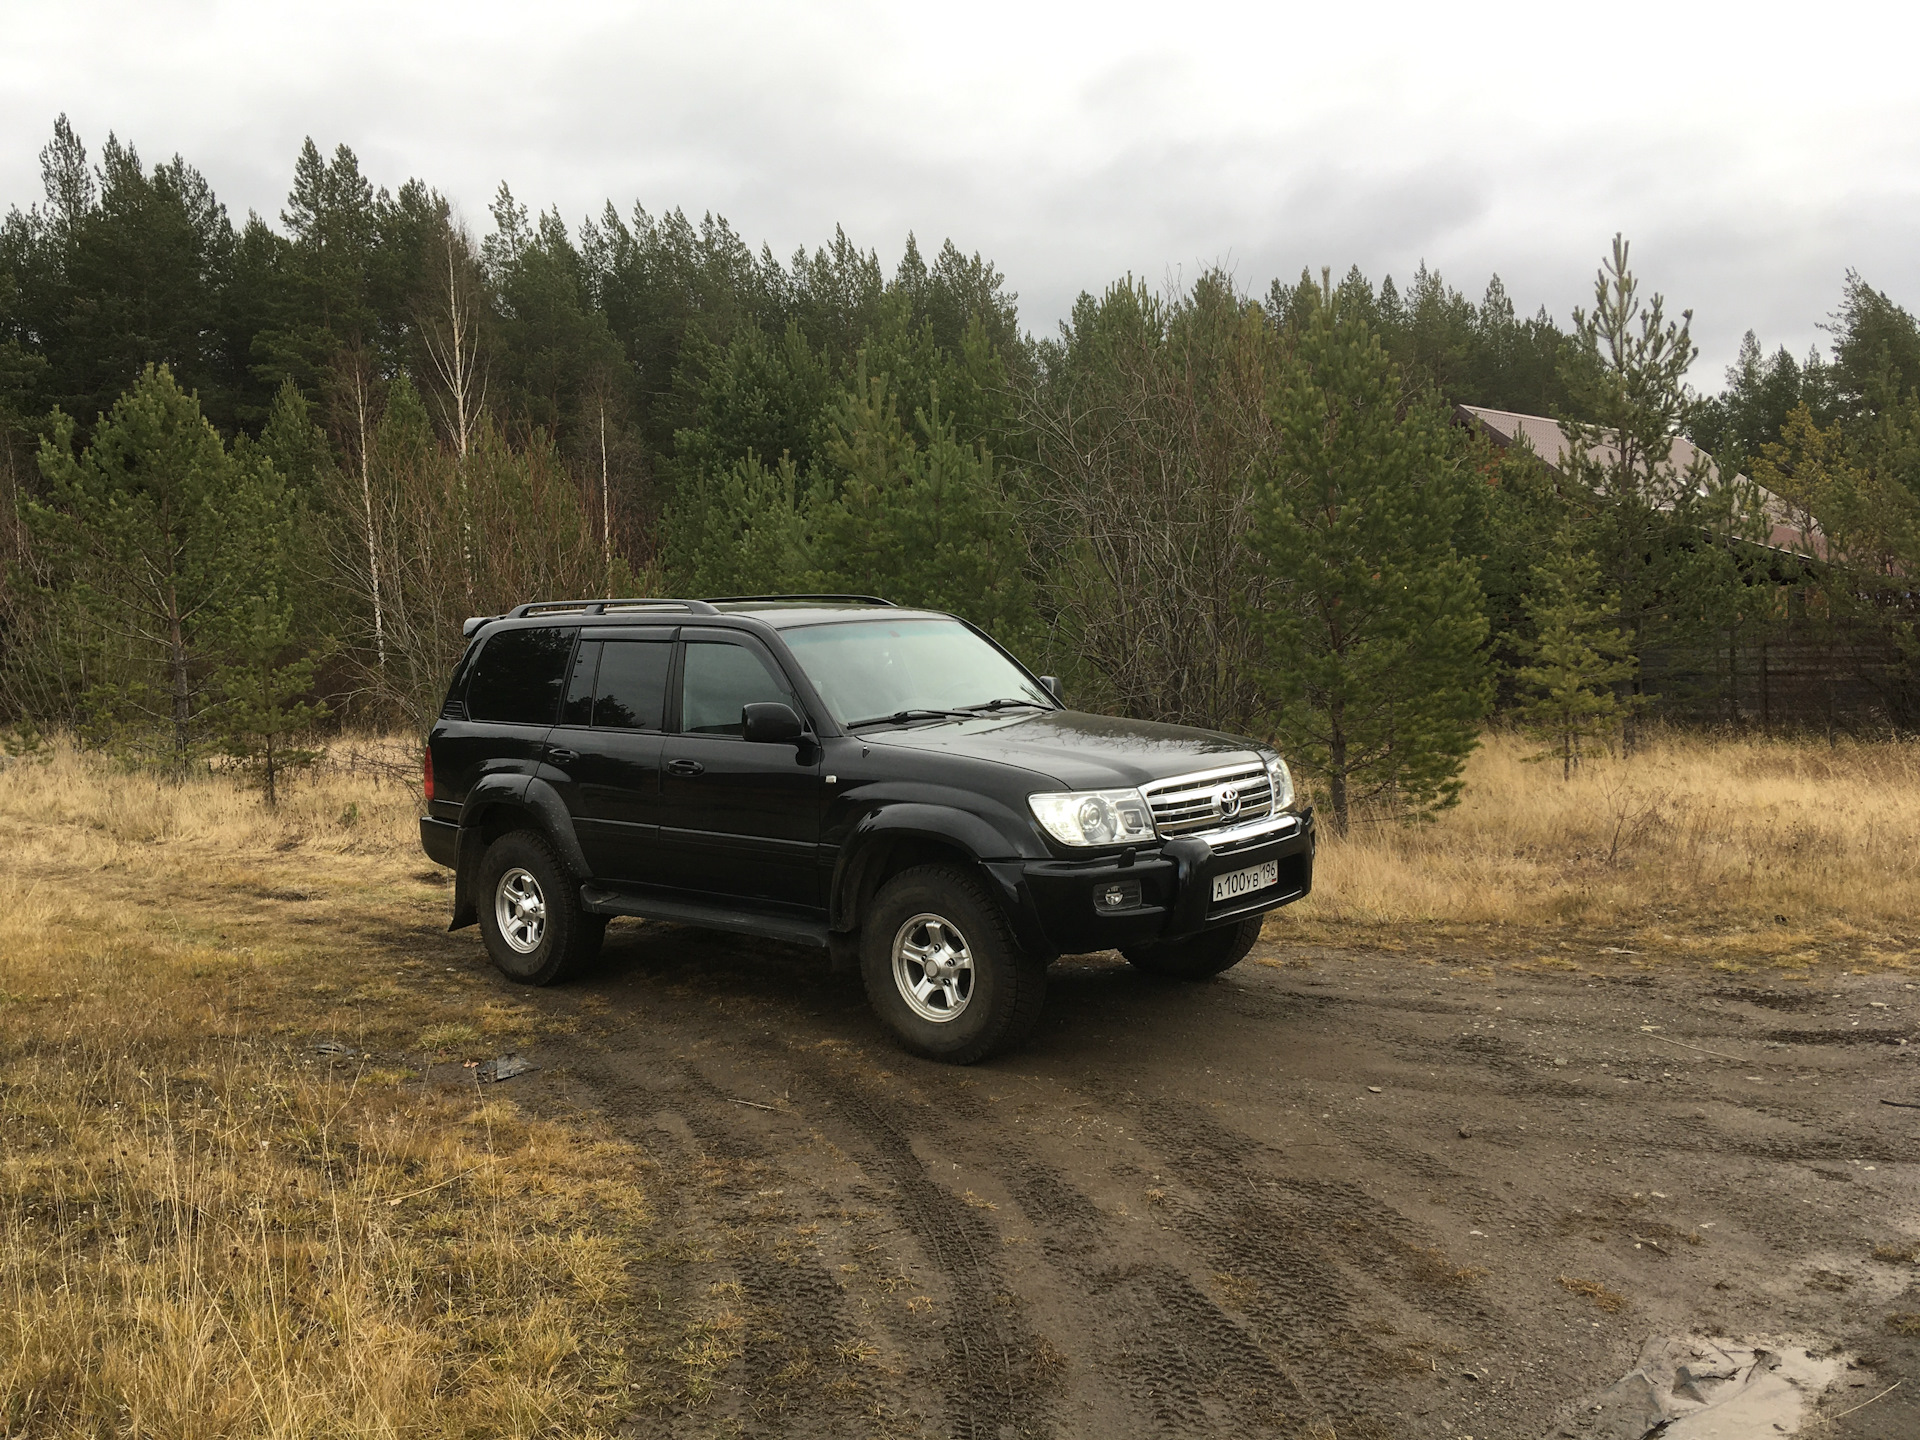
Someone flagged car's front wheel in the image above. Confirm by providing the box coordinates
[861,864,1048,1064]
[476,830,605,985]
[1122,914,1263,980]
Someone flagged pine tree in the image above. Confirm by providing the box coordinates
[30,364,286,768]
[1510,540,1637,778]
[213,596,327,805]
[807,361,1036,647]
[1556,236,1753,740]
[679,452,809,596]
[1252,281,1491,833]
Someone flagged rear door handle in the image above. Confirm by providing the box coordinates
[666,759,705,777]
[547,747,579,764]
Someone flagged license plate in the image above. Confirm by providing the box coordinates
[1212,858,1278,903]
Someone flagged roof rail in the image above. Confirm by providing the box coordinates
[505,597,722,619]
[704,594,896,607]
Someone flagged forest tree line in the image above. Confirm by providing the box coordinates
[3,119,1918,824]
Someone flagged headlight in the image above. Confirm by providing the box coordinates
[1263,753,1295,812]
[1028,789,1154,847]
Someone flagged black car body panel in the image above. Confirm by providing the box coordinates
[863,709,1257,792]
[423,599,1314,960]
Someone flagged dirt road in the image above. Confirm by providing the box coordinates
[454,919,1920,1439]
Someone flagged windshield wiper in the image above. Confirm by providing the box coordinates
[846,708,976,729]
[957,697,1050,713]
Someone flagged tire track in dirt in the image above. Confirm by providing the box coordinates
[553,1042,899,1436]
[1000,1156,1318,1437]
[788,1055,1048,1440]
[1085,1091,1507,1437]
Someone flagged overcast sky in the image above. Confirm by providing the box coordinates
[4,0,1917,386]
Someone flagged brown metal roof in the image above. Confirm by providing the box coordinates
[1456,404,1827,560]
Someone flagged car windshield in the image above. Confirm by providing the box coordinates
[783,619,1052,726]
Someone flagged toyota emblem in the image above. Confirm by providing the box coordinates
[1215,785,1242,818]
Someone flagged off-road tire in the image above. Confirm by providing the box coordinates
[1122,913,1263,980]
[861,863,1048,1064]
[476,830,605,986]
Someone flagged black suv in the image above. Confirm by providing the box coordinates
[420,597,1314,1062]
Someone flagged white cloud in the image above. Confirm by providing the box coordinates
[3,0,1916,382]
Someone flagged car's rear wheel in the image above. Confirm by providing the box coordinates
[477,830,605,985]
[1122,914,1263,980]
[861,864,1047,1064]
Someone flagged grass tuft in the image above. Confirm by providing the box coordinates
[1557,1275,1627,1313]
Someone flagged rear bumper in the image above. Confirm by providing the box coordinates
[419,815,461,868]
[988,810,1314,956]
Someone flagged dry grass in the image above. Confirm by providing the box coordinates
[1276,728,1920,967]
[1556,1275,1627,1313]
[0,738,659,1438]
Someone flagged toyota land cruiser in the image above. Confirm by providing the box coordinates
[419,596,1315,1063]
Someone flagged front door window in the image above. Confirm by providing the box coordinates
[680,641,793,735]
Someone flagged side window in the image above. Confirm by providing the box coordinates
[680,641,793,738]
[559,641,601,726]
[465,626,575,726]
[593,641,671,731]
[441,638,482,718]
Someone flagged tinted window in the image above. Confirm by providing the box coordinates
[594,641,671,730]
[465,626,575,725]
[441,638,483,718]
[680,642,793,737]
[559,641,601,726]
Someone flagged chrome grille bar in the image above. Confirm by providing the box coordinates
[1141,761,1274,837]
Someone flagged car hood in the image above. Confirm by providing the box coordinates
[861,709,1265,790]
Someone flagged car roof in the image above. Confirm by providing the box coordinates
[471,601,958,639]
[711,602,953,629]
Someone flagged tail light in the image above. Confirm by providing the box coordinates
[423,745,435,801]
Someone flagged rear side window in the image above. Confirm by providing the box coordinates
[465,626,575,725]
[594,641,671,730]
[680,641,793,737]
[440,640,482,718]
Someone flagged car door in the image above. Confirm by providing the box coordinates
[657,628,826,908]
[545,628,673,880]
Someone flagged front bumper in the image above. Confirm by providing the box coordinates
[987,810,1315,956]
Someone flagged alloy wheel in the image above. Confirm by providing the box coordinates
[495,867,546,954]
[891,912,975,1022]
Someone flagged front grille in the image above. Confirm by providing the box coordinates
[1142,762,1273,837]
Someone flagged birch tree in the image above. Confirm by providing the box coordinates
[419,215,489,605]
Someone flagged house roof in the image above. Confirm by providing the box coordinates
[1455,404,1826,560]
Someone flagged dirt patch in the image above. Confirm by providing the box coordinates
[460,924,1920,1439]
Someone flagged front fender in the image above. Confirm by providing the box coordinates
[827,802,1053,953]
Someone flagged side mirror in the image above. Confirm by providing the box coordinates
[1040,675,1063,704]
[742,701,805,744]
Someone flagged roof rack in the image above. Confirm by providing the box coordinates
[505,597,723,619]
[704,594,896,607]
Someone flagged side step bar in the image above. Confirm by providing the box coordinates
[579,884,830,949]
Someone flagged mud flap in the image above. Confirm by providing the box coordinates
[828,929,861,974]
[449,825,484,931]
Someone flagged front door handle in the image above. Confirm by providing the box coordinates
[666,758,705,777]
[547,747,579,765]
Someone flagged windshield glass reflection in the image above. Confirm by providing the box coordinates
[784,619,1050,726]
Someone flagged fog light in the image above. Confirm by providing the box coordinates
[1096,880,1142,911]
